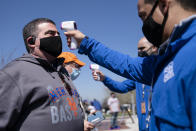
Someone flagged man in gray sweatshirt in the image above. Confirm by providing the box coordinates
[0,18,84,131]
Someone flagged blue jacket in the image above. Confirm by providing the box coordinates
[92,99,102,111]
[78,16,196,131]
[103,76,150,131]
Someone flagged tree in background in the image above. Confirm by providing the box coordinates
[0,48,16,69]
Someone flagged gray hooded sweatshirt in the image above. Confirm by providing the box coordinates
[0,54,84,131]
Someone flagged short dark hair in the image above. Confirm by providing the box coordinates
[176,0,196,11]
[145,0,196,11]
[23,18,56,52]
[111,92,115,96]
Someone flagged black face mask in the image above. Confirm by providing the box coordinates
[40,36,62,57]
[142,0,168,47]
[138,46,154,57]
[138,51,149,57]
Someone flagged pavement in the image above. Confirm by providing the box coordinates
[96,115,139,131]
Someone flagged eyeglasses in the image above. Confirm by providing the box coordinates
[68,62,81,69]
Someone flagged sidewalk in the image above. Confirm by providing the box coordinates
[97,115,139,131]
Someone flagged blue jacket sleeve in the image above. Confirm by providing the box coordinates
[79,37,157,85]
[103,76,136,93]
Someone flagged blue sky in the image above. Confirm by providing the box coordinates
[0,0,144,103]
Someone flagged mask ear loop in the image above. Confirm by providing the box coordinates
[158,3,169,45]
[161,7,169,27]
[147,0,159,19]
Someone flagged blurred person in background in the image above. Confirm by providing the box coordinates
[58,52,94,131]
[107,92,120,130]
[92,98,102,111]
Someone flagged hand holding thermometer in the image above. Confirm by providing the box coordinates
[90,64,100,81]
[61,21,78,50]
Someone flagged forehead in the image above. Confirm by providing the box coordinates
[37,22,57,35]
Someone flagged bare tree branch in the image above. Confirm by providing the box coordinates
[0,48,17,69]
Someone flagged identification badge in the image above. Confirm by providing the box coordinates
[141,102,146,114]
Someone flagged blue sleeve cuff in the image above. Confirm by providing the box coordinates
[103,76,110,84]
[78,36,92,54]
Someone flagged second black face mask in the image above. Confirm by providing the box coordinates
[138,51,149,57]
[40,36,62,57]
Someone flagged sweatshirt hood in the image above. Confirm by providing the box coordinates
[15,54,65,72]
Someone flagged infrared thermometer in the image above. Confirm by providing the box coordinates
[90,64,100,81]
[61,21,78,50]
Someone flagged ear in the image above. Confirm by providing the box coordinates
[159,0,170,15]
[26,36,36,48]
